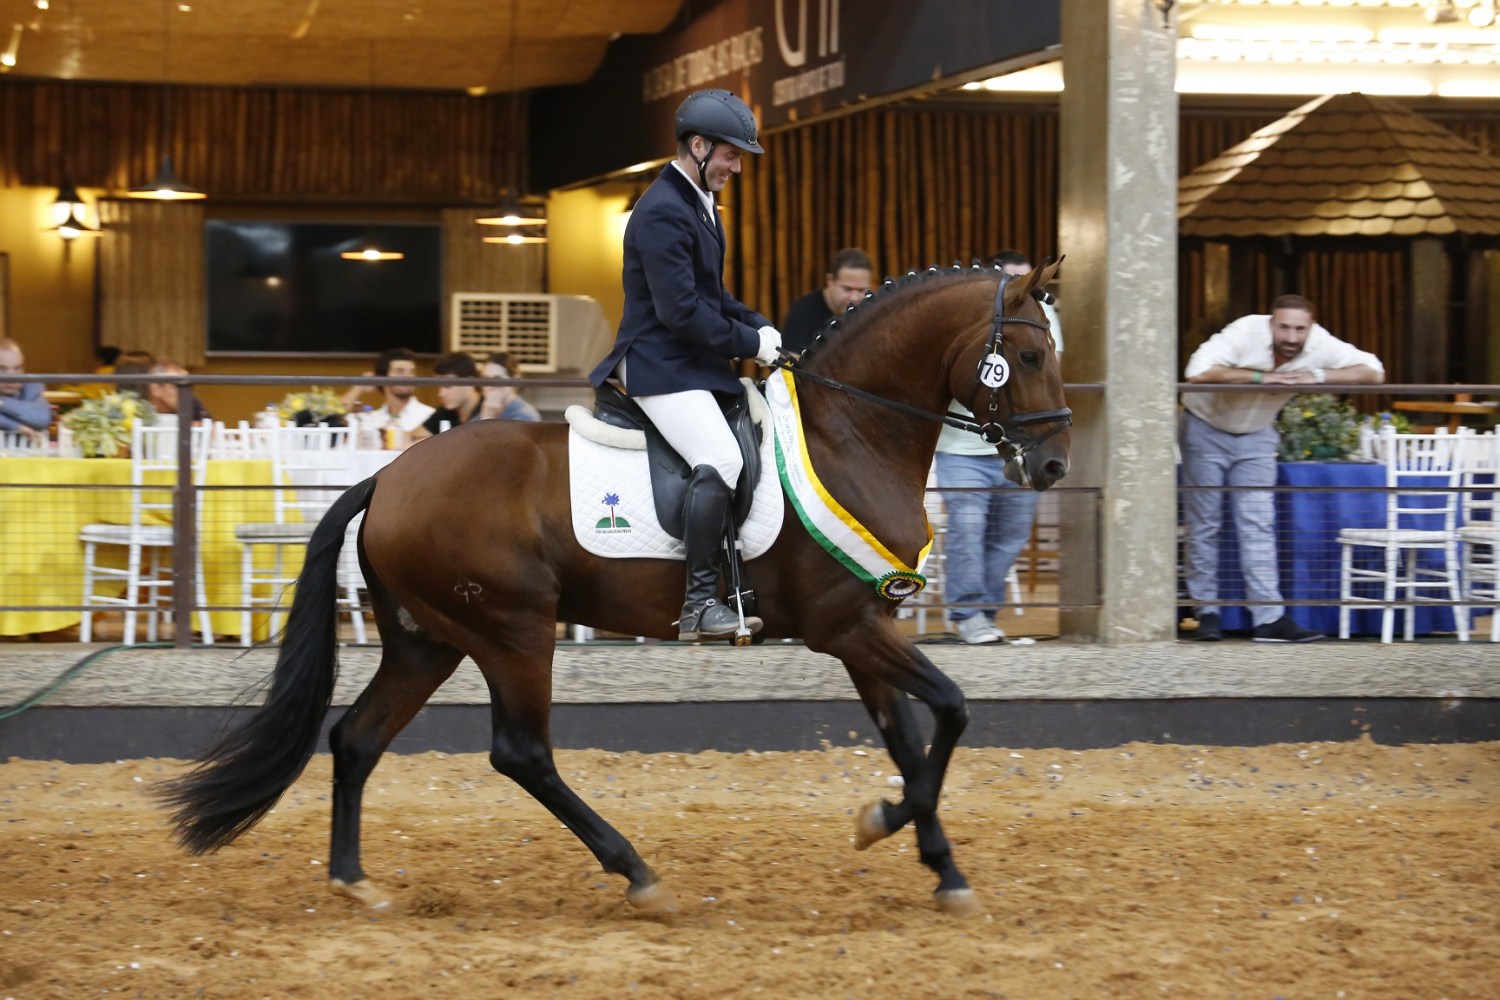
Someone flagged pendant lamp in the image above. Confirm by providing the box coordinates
[478,0,547,245]
[127,2,205,200]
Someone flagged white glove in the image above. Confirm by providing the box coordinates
[754,325,783,365]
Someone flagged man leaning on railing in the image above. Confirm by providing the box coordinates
[0,338,54,444]
[1178,294,1385,644]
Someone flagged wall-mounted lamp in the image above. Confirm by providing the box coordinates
[54,206,101,241]
[52,181,86,225]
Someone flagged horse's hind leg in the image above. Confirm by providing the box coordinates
[327,629,465,908]
[475,643,678,914]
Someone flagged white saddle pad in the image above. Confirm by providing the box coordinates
[565,384,785,560]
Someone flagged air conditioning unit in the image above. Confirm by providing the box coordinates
[449,293,612,374]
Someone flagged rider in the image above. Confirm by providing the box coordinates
[588,89,783,642]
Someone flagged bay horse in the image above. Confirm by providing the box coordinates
[160,260,1070,917]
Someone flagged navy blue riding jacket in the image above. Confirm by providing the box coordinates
[589,164,768,397]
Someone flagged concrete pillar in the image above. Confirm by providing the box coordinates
[1057,0,1180,643]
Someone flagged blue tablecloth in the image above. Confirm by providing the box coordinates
[1210,462,1457,637]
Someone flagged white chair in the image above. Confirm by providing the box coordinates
[1337,427,1468,643]
[1456,431,1500,642]
[80,422,216,645]
[235,425,366,646]
[209,420,275,460]
[0,429,49,455]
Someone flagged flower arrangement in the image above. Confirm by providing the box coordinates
[60,392,157,458]
[1273,393,1361,462]
[278,388,347,427]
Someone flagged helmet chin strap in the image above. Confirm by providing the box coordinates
[692,138,716,190]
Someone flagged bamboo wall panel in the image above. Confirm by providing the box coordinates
[0,80,514,203]
[724,107,1059,325]
[96,199,207,367]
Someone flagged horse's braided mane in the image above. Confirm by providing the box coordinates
[794,259,1001,365]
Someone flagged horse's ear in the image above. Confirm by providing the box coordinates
[1035,255,1063,289]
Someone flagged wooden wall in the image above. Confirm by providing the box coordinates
[0,79,519,203]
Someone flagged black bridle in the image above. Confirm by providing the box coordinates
[771,271,1072,483]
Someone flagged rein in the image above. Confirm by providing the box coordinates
[771,271,1072,478]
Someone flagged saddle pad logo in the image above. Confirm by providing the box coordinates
[594,492,633,533]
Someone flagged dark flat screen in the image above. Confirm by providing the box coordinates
[205,221,442,355]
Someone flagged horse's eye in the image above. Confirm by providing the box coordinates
[1020,351,1042,367]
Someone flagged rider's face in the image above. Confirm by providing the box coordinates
[694,138,743,193]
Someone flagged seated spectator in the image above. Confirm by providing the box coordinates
[78,345,123,399]
[0,338,54,436]
[111,350,156,395]
[411,352,485,439]
[146,359,213,423]
[339,346,435,433]
[479,351,541,422]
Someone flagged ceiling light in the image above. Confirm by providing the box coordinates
[482,233,548,245]
[1189,24,1374,42]
[1437,77,1500,94]
[127,155,206,200]
[1379,26,1500,42]
[475,203,547,227]
[127,3,205,200]
[2,23,21,68]
[339,247,405,261]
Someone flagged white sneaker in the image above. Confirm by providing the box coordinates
[954,616,1004,644]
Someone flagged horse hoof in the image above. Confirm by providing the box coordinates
[329,878,392,910]
[627,882,680,914]
[935,888,982,918]
[853,799,889,851]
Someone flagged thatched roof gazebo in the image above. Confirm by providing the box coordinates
[1177,92,1500,387]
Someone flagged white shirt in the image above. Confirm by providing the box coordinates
[1182,314,1384,434]
[369,398,435,433]
[670,160,716,218]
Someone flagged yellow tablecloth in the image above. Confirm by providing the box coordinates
[0,457,282,638]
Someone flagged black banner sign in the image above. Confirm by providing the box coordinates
[534,0,1059,189]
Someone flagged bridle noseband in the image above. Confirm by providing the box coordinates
[970,273,1073,481]
[772,269,1072,484]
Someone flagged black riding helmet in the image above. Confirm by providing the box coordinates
[675,89,762,190]
[674,89,763,154]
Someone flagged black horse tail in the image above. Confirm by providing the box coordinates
[157,476,378,854]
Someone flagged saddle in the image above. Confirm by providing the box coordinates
[590,380,763,539]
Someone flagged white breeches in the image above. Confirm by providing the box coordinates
[632,389,742,488]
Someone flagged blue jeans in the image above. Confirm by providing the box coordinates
[1178,410,1284,626]
[934,452,1040,622]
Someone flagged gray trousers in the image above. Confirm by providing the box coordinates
[1179,410,1284,626]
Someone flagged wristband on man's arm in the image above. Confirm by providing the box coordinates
[1250,370,1262,384]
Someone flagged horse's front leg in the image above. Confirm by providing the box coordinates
[832,624,977,916]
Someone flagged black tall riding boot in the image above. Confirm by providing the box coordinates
[677,464,763,642]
